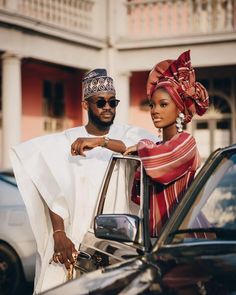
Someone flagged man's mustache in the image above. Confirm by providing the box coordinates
[101,111,113,115]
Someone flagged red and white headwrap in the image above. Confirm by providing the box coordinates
[147,50,209,123]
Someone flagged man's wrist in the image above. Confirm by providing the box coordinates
[53,229,65,235]
[101,136,109,148]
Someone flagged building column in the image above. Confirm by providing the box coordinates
[115,71,131,124]
[1,52,22,169]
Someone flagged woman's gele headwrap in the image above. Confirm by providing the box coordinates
[147,50,209,123]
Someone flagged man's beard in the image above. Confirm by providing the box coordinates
[88,108,115,130]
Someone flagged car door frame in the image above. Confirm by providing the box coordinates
[75,155,152,274]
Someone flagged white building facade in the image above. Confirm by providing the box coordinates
[0,0,236,168]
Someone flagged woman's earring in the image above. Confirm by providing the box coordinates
[158,128,162,141]
[176,113,185,133]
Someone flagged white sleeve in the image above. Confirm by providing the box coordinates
[9,137,70,255]
[121,126,159,148]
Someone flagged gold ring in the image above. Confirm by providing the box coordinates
[51,253,60,263]
[55,256,60,263]
[72,251,78,260]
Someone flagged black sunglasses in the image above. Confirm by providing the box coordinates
[88,99,120,108]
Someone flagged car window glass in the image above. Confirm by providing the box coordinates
[170,152,236,244]
[100,158,142,217]
[201,160,236,229]
[0,173,16,186]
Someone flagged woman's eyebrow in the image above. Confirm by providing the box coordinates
[159,98,169,102]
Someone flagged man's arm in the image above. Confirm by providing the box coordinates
[49,209,77,269]
[71,137,126,156]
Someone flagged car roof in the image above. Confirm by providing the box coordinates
[0,170,16,187]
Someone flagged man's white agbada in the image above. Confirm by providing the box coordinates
[10,123,158,293]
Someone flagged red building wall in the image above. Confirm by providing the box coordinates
[21,60,84,141]
[129,71,157,134]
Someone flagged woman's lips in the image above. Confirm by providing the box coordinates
[152,117,162,123]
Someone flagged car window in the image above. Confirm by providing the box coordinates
[0,172,17,186]
[98,158,142,218]
[169,152,236,244]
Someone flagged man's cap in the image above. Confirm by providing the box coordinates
[82,69,116,100]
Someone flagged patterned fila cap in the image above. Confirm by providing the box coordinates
[82,68,116,100]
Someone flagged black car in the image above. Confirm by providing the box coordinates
[42,144,236,295]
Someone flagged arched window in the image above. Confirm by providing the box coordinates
[210,94,231,114]
[192,94,232,161]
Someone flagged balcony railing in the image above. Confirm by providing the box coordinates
[0,0,94,33]
[43,116,74,133]
[125,0,236,39]
[0,0,235,47]
[0,0,107,47]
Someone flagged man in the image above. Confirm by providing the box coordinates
[10,69,158,294]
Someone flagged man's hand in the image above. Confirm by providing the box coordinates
[52,231,77,269]
[48,209,78,269]
[71,137,102,157]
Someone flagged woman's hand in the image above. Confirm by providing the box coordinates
[123,144,138,156]
[52,231,77,269]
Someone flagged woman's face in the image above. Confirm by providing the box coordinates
[149,88,179,130]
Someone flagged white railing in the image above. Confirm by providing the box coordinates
[43,117,74,133]
[0,0,235,44]
[0,0,95,35]
[125,0,236,39]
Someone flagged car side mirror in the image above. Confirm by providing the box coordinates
[94,214,139,243]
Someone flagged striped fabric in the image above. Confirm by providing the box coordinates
[137,132,200,236]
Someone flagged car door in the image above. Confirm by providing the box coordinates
[75,155,151,276]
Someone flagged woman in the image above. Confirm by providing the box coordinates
[125,50,209,236]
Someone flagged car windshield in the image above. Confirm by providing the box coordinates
[168,150,236,244]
